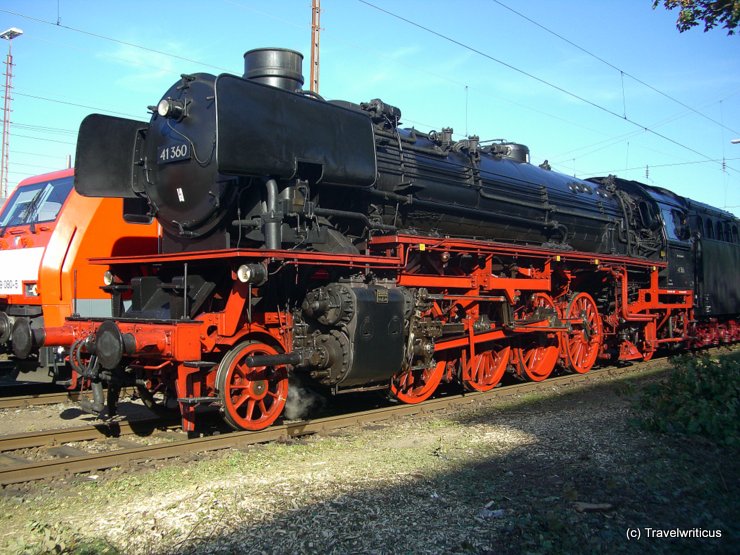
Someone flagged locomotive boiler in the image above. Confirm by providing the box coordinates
[13,48,737,432]
[74,48,662,259]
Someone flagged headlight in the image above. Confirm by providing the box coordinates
[103,271,114,286]
[236,264,267,285]
[157,98,185,119]
[25,283,39,297]
[237,264,252,283]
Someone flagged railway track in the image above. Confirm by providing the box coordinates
[0,359,75,407]
[0,390,88,410]
[0,357,678,487]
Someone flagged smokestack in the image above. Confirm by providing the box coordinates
[243,48,304,93]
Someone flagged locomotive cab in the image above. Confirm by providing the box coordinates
[686,200,740,318]
[642,186,694,290]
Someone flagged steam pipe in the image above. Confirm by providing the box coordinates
[264,178,281,249]
[246,352,302,367]
[313,206,397,231]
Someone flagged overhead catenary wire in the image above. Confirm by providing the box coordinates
[2,1,696,166]
[1,1,737,209]
[0,8,232,73]
[356,0,740,177]
[11,149,69,158]
[490,0,740,137]
[15,92,142,120]
[580,156,740,176]
[12,122,77,135]
[4,5,613,151]
[10,133,76,146]
[10,161,62,170]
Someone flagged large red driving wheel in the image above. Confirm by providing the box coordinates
[513,293,560,382]
[390,360,445,404]
[462,344,510,392]
[216,340,289,430]
[565,292,603,374]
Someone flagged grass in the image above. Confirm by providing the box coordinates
[636,352,740,446]
[0,351,737,553]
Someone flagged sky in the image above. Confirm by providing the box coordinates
[1,0,739,215]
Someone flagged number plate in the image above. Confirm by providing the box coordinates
[157,142,191,165]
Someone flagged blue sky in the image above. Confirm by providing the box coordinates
[1,0,739,215]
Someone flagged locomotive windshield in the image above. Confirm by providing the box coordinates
[0,176,73,227]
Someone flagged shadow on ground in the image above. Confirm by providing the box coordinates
[172,374,738,554]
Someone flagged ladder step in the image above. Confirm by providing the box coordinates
[177,396,218,405]
[183,360,216,368]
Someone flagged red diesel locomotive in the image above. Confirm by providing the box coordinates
[0,169,158,382]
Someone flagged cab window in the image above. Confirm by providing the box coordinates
[694,216,703,235]
[662,207,689,240]
[0,177,73,227]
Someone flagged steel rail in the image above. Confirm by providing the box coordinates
[0,418,180,451]
[0,391,88,410]
[0,358,677,486]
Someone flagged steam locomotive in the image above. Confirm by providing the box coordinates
[12,48,739,432]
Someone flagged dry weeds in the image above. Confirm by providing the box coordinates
[0,362,737,554]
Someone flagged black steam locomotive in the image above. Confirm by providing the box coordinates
[13,48,739,431]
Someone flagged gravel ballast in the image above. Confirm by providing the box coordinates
[0,361,737,554]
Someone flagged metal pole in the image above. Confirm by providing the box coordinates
[0,42,14,198]
[310,0,321,94]
[0,28,22,199]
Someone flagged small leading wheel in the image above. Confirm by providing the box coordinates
[462,344,510,392]
[513,293,561,382]
[390,360,445,404]
[216,340,289,430]
[565,292,603,374]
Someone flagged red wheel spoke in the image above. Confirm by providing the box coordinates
[233,391,250,411]
[245,398,257,421]
[233,362,249,381]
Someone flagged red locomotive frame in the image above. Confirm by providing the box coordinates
[43,233,710,433]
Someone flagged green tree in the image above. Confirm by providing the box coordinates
[653,0,740,35]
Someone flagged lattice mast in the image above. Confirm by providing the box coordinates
[310,0,321,94]
[0,28,22,199]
